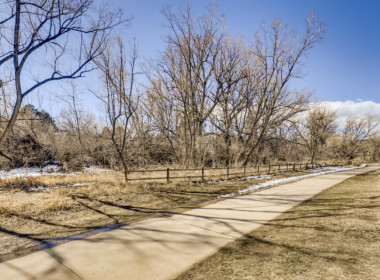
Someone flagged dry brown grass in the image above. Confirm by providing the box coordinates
[0,177,40,189]
[44,191,73,212]
[1,169,308,260]
[0,205,8,215]
[0,164,357,262]
[176,170,380,280]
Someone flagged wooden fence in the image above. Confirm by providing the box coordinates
[125,161,350,183]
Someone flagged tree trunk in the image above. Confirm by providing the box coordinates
[0,1,22,151]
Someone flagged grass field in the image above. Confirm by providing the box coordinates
[176,170,380,280]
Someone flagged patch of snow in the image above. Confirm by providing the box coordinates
[218,165,363,198]
[211,179,228,183]
[42,165,62,173]
[0,165,113,180]
[0,165,67,179]
[82,167,113,174]
[29,185,50,193]
[210,174,272,184]
[246,174,271,180]
[72,182,88,186]
[28,182,89,193]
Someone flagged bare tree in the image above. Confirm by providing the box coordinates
[209,37,248,166]
[144,78,182,164]
[93,38,138,182]
[337,115,379,160]
[0,0,123,153]
[237,15,326,166]
[294,105,336,163]
[57,82,88,173]
[146,9,325,168]
[146,5,225,167]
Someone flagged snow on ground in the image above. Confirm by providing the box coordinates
[0,165,112,180]
[0,165,66,179]
[217,165,367,198]
[28,182,89,193]
[210,174,271,184]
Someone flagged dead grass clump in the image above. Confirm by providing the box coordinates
[88,182,123,197]
[41,172,122,186]
[0,177,41,190]
[0,171,123,191]
[18,200,35,212]
[44,192,72,212]
[0,204,8,215]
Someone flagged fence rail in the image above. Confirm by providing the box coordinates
[124,161,350,183]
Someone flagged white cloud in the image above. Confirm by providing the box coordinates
[318,100,380,126]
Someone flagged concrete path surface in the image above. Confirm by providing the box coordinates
[1,165,378,280]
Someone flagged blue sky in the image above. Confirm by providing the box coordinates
[25,0,379,121]
[113,0,380,103]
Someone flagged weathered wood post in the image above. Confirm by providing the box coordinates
[243,165,246,177]
[167,168,170,183]
[201,167,205,183]
[268,163,271,174]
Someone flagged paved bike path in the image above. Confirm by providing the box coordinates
[1,166,377,280]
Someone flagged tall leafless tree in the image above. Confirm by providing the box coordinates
[0,0,123,153]
[146,5,225,167]
[238,15,326,166]
[93,38,138,182]
[209,37,248,166]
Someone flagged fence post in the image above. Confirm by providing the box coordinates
[278,163,280,173]
[293,163,295,171]
[257,164,260,176]
[167,168,170,183]
[268,163,271,174]
[227,166,230,179]
[201,167,205,183]
[306,163,308,170]
[243,165,246,177]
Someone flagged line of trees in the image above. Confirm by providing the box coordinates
[0,3,378,179]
